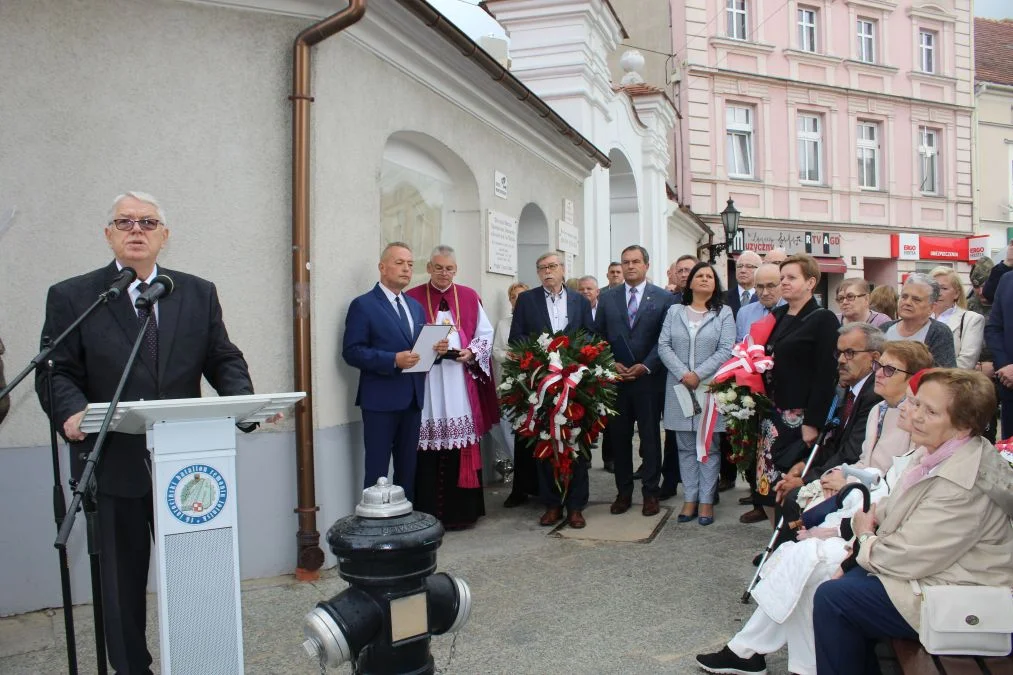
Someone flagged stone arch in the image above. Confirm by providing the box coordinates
[380,131,480,285]
[608,148,640,259]
[517,202,550,288]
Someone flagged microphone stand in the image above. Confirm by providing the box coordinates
[0,291,119,402]
[740,392,842,604]
[42,341,78,675]
[55,311,150,675]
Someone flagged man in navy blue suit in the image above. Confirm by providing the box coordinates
[985,270,1013,438]
[595,245,675,517]
[343,242,447,499]
[507,251,594,527]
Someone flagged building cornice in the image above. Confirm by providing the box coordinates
[845,0,898,13]
[708,36,777,55]
[782,49,844,66]
[687,66,974,112]
[907,70,958,86]
[843,59,900,75]
[906,6,957,24]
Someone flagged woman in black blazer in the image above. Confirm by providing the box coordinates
[755,254,839,511]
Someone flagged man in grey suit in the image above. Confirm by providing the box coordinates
[594,245,676,516]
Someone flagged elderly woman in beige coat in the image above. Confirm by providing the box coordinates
[812,369,1013,675]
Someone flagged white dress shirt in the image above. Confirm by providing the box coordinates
[544,287,568,332]
[116,261,160,321]
[378,282,414,333]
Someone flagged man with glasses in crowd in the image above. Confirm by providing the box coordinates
[507,252,594,527]
[774,324,883,499]
[726,250,762,317]
[36,192,266,675]
[665,254,698,302]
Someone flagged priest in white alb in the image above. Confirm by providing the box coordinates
[405,245,499,529]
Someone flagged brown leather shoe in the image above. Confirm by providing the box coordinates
[642,496,660,517]
[739,507,767,524]
[610,494,632,514]
[567,510,586,528]
[539,506,563,526]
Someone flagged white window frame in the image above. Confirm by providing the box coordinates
[797,113,823,184]
[918,126,939,195]
[726,106,755,179]
[857,122,880,189]
[798,8,817,53]
[857,19,876,63]
[727,0,748,40]
[919,30,936,74]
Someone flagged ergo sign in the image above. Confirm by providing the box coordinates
[890,234,988,262]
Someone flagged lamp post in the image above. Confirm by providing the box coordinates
[701,198,741,261]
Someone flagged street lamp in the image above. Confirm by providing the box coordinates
[701,198,741,261]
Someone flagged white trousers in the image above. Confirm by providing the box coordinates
[727,582,819,675]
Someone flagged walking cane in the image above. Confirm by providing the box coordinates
[741,392,842,604]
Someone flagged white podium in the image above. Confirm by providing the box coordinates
[81,392,305,675]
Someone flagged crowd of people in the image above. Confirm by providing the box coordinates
[339,239,1013,674]
[15,192,1013,674]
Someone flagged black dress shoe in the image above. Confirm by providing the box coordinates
[738,495,753,505]
[718,478,735,492]
[696,646,767,674]
[603,461,615,473]
[632,463,644,480]
[503,493,528,508]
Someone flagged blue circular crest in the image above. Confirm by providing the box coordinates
[166,464,228,525]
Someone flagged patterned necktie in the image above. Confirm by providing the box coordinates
[395,296,412,335]
[628,287,639,327]
[135,282,159,370]
[840,389,856,427]
[741,289,750,306]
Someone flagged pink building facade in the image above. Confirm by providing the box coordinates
[671,0,975,296]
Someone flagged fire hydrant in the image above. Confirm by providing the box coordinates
[302,478,471,673]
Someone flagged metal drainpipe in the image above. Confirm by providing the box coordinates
[290,0,367,580]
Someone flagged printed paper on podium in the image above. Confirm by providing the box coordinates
[403,324,454,373]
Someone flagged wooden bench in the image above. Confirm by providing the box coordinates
[882,639,1013,675]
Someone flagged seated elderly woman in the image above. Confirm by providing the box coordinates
[694,345,930,675]
[881,273,957,367]
[813,369,1013,675]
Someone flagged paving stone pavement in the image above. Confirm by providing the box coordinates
[0,468,794,674]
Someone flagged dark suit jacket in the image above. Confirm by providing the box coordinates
[986,272,1013,370]
[983,260,1011,304]
[508,286,594,343]
[342,283,426,412]
[725,286,757,318]
[803,375,882,482]
[593,283,675,393]
[766,298,840,429]
[36,262,254,498]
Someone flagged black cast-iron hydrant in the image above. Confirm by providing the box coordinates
[302,478,471,673]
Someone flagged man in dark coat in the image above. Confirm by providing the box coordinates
[37,192,261,674]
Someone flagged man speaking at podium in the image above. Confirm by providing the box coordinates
[36,191,256,675]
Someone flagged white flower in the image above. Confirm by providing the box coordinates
[732,408,754,420]
[498,379,513,391]
[741,395,755,409]
[554,413,568,426]
[528,393,538,404]
[593,365,605,378]
[539,431,550,440]
[726,389,737,402]
[715,391,728,404]
[597,404,607,415]
[537,334,552,351]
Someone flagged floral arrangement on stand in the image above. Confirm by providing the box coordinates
[498,331,620,496]
[696,332,775,478]
[995,438,1013,469]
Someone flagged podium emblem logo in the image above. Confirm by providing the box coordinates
[167,464,228,525]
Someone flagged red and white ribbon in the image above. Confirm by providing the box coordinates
[696,336,774,460]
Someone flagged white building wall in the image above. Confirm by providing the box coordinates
[0,0,592,614]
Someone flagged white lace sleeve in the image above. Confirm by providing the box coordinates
[468,303,495,379]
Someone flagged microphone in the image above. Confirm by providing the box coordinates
[102,267,137,300]
[135,275,174,309]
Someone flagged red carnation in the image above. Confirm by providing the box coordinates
[578,345,600,363]
[519,351,536,370]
